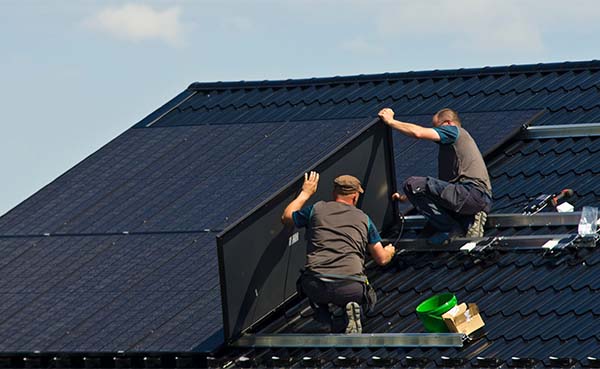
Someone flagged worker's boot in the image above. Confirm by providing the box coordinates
[345,302,362,334]
[466,211,487,237]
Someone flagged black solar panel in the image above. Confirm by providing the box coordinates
[0,233,219,352]
[0,119,371,235]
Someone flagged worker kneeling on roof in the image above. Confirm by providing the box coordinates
[281,172,396,333]
[378,108,493,245]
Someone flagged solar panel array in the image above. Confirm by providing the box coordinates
[0,233,220,352]
[0,118,373,352]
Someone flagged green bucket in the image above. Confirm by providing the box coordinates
[416,293,458,333]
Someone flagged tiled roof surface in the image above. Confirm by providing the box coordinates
[490,136,600,213]
[216,244,600,367]
[143,61,600,129]
[1,60,600,357]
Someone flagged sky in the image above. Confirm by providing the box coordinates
[1,0,599,216]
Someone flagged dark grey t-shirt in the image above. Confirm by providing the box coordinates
[435,126,492,195]
[292,201,381,277]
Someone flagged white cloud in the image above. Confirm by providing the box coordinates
[85,4,184,47]
[374,0,545,54]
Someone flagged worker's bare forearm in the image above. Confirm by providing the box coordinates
[378,108,440,141]
[386,119,426,138]
[369,242,396,266]
[281,191,312,225]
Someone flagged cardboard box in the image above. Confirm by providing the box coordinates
[441,302,485,335]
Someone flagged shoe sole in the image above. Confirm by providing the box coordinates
[466,211,487,237]
[345,302,362,334]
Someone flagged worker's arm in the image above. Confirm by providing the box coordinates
[281,171,319,226]
[368,242,396,266]
[378,108,441,141]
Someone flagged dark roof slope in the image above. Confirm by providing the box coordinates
[217,244,600,367]
[490,135,600,213]
[0,60,599,356]
[146,60,600,128]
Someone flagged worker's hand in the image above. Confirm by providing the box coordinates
[301,171,319,197]
[384,244,396,263]
[378,108,395,125]
[392,192,408,202]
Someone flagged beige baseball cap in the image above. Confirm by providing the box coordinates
[333,175,364,195]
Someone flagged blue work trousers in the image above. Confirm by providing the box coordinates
[403,176,492,233]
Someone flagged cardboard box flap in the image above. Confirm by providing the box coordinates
[442,303,466,319]
[468,303,480,316]
[452,303,480,325]
[442,302,485,335]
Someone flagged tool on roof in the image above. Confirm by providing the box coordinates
[522,188,574,215]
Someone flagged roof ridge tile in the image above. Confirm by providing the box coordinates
[188,60,600,90]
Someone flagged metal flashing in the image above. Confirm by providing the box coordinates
[233,333,465,348]
[520,123,600,139]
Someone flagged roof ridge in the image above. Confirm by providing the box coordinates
[188,60,600,90]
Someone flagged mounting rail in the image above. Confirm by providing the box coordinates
[401,212,583,231]
[392,233,597,253]
[233,333,465,348]
[520,122,600,139]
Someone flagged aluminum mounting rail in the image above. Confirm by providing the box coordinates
[520,122,600,139]
[400,212,583,231]
[394,233,597,252]
[233,333,465,348]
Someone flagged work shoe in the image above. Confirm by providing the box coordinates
[345,302,362,334]
[466,211,487,237]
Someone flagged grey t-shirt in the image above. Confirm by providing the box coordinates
[434,126,492,195]
[292,201,382,277]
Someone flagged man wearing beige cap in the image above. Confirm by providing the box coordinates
[282,171,396,333]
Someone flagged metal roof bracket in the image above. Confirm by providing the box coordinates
[543,234,598,256]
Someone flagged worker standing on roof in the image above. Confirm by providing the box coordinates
[378,108,492,245]
[281,172,396,333]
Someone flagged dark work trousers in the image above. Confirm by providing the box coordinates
[403,176,492,233]
[299,274,366,326]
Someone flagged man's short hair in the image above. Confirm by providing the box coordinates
[435,108,462,127]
